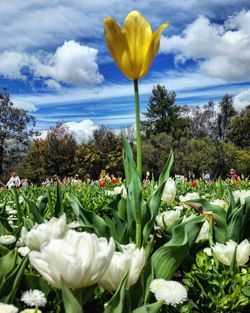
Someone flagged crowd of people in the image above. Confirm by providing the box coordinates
[0,168,240,190]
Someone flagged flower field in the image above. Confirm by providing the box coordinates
[0,139,250,313]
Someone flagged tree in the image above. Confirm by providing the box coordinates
[43,124,77,177]
[217,94,237,140]
[0,92,36,175]
[226,105,250,149]
[141,85,181,137]
[75,127,123,179]
[181,103,218,140]
[20,124,77,182]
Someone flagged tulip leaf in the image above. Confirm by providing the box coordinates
[13,189,23,225]
[23,196,44,224]
[54,180,63,217]
[0,248,17,285]
[67,194,111,237]
[61,278,83,313]
[142,182,166,245]
[185,199,227,243]
[226,195,250,242]
[152,215,205,280]
[122,135,142,223]
[158,150,174,186]
[0,255,28,303]
[132,301,163,313]
[104,273,130,313]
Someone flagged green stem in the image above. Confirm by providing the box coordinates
[136,222,142,248]
[134,79,142,179]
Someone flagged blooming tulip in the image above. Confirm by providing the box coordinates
[21,215,68,251]
[99,243,145,292]
[104,11,169,80]
[29,230,115,289]
[161,178,176,204]
[99,180,106,187]
[213,239,250,266]
[156,210,180,229]
[233,190,250,205]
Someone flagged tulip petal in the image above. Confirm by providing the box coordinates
[123,11,152,79]
[104,18,133,79]
[152,21,169,55]
[139,21,169,79]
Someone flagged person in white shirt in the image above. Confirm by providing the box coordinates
[7,172,21,189]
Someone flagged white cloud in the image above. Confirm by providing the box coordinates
[12,100,37,112]
[0,41,103,86]
[45,79,62,90]
[234,89,250,111]
[33,40,103,85]
[160,10,250,82]
[65,119,99,143]
[0,51,28,79]
[37,119,99,143]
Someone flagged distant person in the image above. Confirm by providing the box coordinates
[229,169,238,181]
[7,172,21,189]
[20,179,29,188]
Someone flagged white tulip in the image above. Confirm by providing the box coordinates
[99,243,145,292]
[114,185,127,198]
[210,199,227,208]
[179,192,199,208]
[195,220,209,243]
[29,230,115,289]
[213,239,250,266]
[155,210,180,229]
[21,214,68,251]
[233,190,250,205]
[161,178,176,204]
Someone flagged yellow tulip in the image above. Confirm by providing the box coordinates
[104,11,169,80]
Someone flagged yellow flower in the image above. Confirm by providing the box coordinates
[104,11,169,80]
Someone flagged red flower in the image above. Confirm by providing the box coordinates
[111,177,118,184]
[192,181,197,188]
[99,181,106,187]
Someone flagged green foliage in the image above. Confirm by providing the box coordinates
[0,92,36,176]
[76,126,123,179]
[182,252,250,313]
[141,85,182,138]
[217,94,237,140]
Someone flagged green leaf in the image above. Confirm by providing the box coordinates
[122,136,142,223]
[67,194,111,237]
[158,150,174,186]
[0,255,28,303]
[23,196,44,224]
[54,180,63,217]
[132,301,163,313]
[61,278,83,313]
[242,286,250,297]
[0,249,17,285]
[152,215,205,280]
[185,199,227,243]
[142,182,166,245]
[226,196,250,242]
[13,189,23,225]
[104,273,130,313]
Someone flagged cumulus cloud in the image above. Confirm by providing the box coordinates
[234,89,250,111]
[0,40,103,87]
[160,10,250,82]
[38,119,99,143]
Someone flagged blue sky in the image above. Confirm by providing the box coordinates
[0,0,250,140]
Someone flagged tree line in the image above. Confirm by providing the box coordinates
[0,86,249,183]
